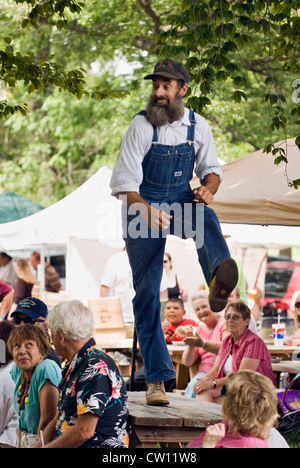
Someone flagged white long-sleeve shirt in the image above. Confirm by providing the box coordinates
[0,361,18,447]
[110,107,222,196]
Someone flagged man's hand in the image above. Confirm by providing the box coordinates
[192,173,220,205]
[193,186,214,205]
[118,191,172,231]
[148,205,172,231]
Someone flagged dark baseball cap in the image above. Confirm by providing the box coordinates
[11,297,48,319]
[144,58,190,83]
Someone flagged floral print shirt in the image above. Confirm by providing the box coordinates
[55,338,128,448]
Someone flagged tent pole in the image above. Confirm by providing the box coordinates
[38,245,45,295]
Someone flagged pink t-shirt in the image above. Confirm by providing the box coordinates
[186,421,268,448]
[196,317,227,373]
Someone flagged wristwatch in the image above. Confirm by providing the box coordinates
[212,379,217,389]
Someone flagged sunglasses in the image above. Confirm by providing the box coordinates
[295,302,300,309]
[13,316,45,325]
[224,314,243,321]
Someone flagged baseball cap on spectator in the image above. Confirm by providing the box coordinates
[144,58,190,84]
[11,297,48,319]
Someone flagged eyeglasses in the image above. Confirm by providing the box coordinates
[13,316,45,325]
[295,302,300,309]
[224,314,243,321]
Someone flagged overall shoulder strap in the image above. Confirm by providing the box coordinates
[133,110,158,142]
[187,109,196,142]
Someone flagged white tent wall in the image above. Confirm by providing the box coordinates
[165,236,268,317]
[66,237,121,304]
[165,236,205,297]
[228,244,268,294]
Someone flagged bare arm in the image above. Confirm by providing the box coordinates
[193,173,220,205]
[34,411,58,447]
[0,289,14,319]
[44,413,99,448]
[182,343,200,367]
[238,357,260,372]
[100,285,110,297]
[183,329,230,358]
[38,382,60,434]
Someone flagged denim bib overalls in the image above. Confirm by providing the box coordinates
[124,110,230,384]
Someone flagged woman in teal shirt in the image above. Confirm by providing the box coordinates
[8,324,62,448]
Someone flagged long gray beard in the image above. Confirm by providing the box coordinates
[146,93,185,127]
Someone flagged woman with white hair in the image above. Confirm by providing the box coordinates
[36,300,128,448]
[284,290,300,346]
[182,291,230,398]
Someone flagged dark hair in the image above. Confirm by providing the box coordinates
[0,252,12,261]
[0,321,16,364]
[225,301,251,320]
[7,324,51,358]
[177,79,185,90]
[166,296,184,309]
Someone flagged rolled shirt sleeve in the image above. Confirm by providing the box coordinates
[110,115,153,196]
[193,115,223,183]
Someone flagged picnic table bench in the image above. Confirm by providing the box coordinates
[127,391,223,448]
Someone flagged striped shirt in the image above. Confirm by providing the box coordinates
[217,328,276,385]
[110,107,222,196]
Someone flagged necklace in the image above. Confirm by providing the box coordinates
[17,374,31,415]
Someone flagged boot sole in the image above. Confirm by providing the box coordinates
[209,258,238,312]
[146,399,170,406]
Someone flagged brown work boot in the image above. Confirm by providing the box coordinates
[146,382,170,406]
[209,258,238,312]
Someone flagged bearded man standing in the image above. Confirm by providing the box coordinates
[110,59,238,406]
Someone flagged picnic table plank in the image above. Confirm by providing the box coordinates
[127,392,223,428]
[128,392,183,427]
[162,393,223,427]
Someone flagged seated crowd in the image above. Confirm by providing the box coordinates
[0,297,128,448]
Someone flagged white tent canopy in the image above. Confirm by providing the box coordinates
[0,167,124,302]
[0,166,123,250]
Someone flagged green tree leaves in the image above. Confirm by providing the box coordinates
[156,0,300,186]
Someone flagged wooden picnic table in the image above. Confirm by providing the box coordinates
[167,344,190,389]
[127,391,223,448]
[267,345,300,368]
[272,360,300,375]
[267,345,300,357]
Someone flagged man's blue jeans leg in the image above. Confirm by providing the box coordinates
[194,205,231,286]
[125,233,176,384]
